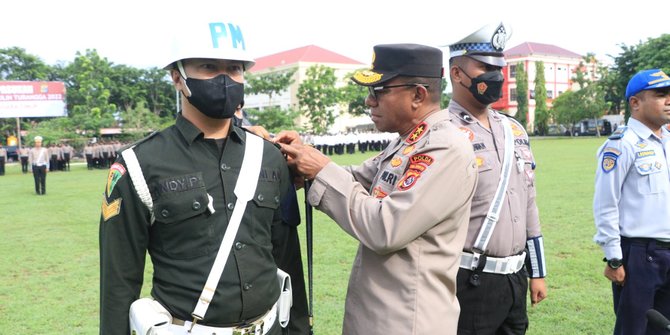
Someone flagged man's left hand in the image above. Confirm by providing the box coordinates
[529,278,547,307]
[278,143,331,180]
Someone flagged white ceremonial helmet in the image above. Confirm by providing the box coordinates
[162,16,255,71]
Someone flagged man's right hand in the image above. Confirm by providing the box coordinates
[604,265,626,286]
[278,143,330,181]
[273,130,303,145]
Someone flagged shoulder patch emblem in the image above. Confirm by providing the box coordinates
[106,163,126,197]
[101,197,122,221]
[410,154,434,166]
[405,122,428,144]
[459,127,475,142]
[601,152,618,173]
[371,186,388,199]
[635,140,648,149]
[398,170,421,191]
[510,122,524,137]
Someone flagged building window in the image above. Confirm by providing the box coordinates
[510,88,517,101]
[510,65,517,78]
[530,90,535,99]
[547,90,554,99]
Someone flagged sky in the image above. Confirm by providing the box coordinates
[2,0,669,70]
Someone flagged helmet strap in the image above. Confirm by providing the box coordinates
[176,60,193,97]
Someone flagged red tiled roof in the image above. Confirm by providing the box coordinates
[504,42,582,59]
[250,45,364,72]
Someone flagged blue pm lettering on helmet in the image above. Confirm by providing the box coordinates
[209,22,246,50]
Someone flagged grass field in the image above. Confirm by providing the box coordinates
[0,137,616,334]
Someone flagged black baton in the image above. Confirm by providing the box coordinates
[304,179,314,334]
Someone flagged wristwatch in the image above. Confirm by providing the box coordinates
[603,257,623,269]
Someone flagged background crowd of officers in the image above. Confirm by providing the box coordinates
[304,131,396,155]
[0,140,128,174]
[0,132,393,176]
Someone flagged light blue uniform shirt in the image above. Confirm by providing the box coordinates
[593,118,670,260]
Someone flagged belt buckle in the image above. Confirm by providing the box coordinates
[233,320,264,335]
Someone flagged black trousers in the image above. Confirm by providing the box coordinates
[456,267,529,335]
[0,157,5,175]
[21,157,28,173]
[32,165,46,194]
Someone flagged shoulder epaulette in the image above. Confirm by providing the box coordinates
[117,131,159,154]
[608,126,627,140]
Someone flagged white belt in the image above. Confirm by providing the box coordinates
[169,302,277,335]
[460,251,526,275]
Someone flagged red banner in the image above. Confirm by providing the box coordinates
[0,81,67,118]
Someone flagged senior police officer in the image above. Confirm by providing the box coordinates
[446,23,547,334]
[593,69,670,335]
[276,44,478,335]
[99,17,307,335]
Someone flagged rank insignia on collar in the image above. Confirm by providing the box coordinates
[106,163,126,197]
[601,152,618,173]
[402,145,415,155]
[405,122,428,144]
[635,140,648,148]
[101,197,122,221]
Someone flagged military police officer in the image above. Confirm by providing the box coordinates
[593,69,670,335]
[99,17,306,335]
[447,23,548,334]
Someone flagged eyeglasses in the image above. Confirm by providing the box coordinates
[367,83,429,100]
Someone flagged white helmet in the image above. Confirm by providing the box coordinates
[163,19,255,70]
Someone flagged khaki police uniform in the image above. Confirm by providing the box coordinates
[307,110,478,335]
[449,101,543,333]
[100,115,301,335]
[449,102,542,255]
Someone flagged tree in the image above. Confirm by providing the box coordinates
[0,47,51,80]
[515,62,529,129]
[611,34,670,121]
[551,90,581,135]
[440,78,451,109]
[297,65,340,134]
[246,68,297,107]
[246,106,301,134]
[119,100,163,140]
[533,61,550,135]
[572,60,610,136]
[58,49,118,135]
[339,70,368,116]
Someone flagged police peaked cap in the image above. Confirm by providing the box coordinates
[352,43,444,86]
[448,22,511,67]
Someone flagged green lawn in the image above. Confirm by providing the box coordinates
[0,137,616,334]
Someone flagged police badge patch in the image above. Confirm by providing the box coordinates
[601,152,618,173]
[106,163,126,197]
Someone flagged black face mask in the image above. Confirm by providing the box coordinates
[459,67,504,105]
[184,74,244,119]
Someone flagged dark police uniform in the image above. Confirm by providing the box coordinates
[100,115,302,335]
